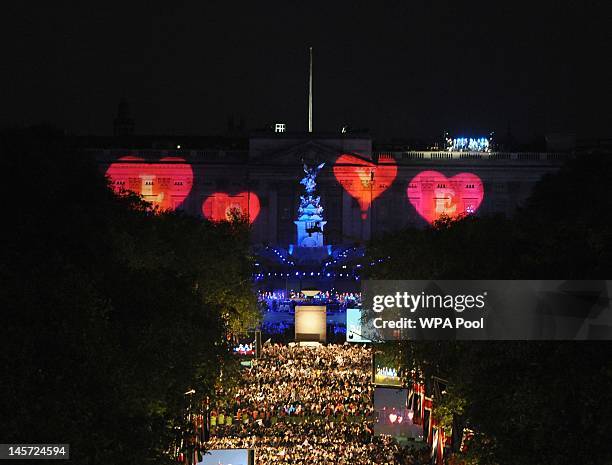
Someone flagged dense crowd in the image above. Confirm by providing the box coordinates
[206,343,418,464]
[209,422,404,465]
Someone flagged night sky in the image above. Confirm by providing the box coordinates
[4,1,610,141]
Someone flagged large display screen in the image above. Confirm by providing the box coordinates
[294,305,326,342]
[373,388,421,444]
[346,308,374,343]
[197,449,254,465]
[373,352,403,386]
[233,336,256,357]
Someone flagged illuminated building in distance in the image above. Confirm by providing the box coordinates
[93,130,570,246]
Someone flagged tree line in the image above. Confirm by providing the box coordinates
[1,126,258,464]
[365,154,612,465]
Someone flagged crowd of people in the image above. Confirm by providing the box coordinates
[208,422,406,465]
[206,343,420,464]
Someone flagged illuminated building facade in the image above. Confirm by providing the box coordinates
[93,131,570,247]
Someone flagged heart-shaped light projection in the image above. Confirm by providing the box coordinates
[388,413,398,424]
[202,192,260,224]
[407,170,484,224]
[333,154,397,219]
[105,156,193,211]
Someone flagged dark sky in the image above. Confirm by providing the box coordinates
[3,1,610,141]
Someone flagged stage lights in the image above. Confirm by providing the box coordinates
[447,136,492,152]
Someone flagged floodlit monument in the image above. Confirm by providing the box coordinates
[295,162,326,248]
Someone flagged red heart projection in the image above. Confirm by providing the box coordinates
[105,156,193,210]
[407,170,484,224]
[202,192,260,224]
[333,154,398,219]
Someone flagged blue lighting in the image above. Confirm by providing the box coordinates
[448,136,491,152]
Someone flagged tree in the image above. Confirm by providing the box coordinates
[364,154,612,465]
[1,127,256,464]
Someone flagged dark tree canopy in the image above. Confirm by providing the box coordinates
[1,127,256,464]
[365,154,612,465]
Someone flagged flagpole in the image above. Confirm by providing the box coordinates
[308,46,313,133]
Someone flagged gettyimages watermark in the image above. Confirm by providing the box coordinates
[358,280,612,341]
[371,290,488,330]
